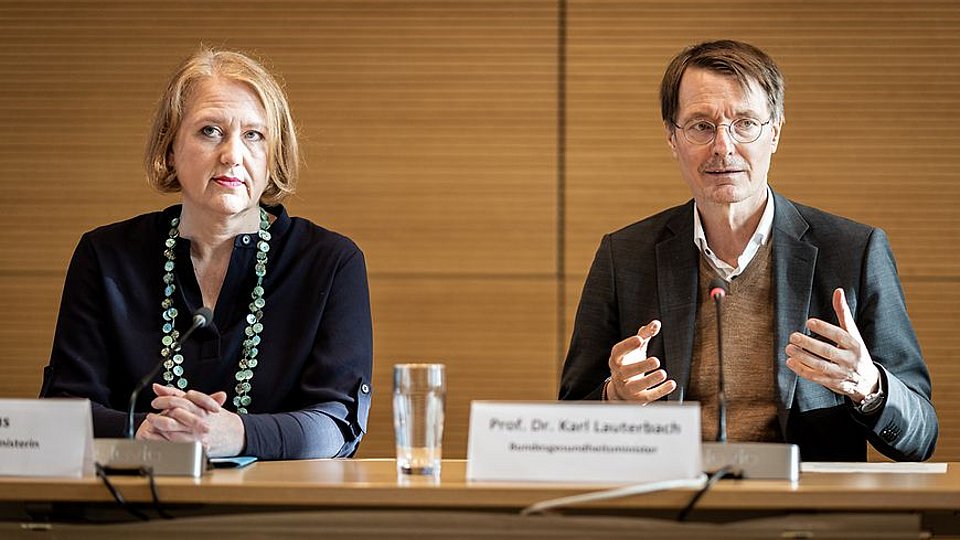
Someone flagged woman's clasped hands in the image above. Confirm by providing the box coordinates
[136,383,245,457]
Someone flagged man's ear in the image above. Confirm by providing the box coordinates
[770,116,784,154]
[665,123,679,159]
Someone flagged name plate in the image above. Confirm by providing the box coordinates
[467,401,701,484]
[0,399,94,477]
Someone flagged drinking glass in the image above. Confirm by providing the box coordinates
[393,363,445,477]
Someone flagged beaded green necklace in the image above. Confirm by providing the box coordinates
[159,207,271,414]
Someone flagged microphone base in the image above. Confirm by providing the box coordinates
[702,441,800,481]
[94,439,207,477]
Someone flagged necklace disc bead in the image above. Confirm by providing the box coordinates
[158,207,271,414]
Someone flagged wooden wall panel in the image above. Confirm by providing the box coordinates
[360,277,556,458]
[0,0,559,275]
[278,3,558,275]
[0,0,559,461]
[0,275,63,398]
[565,0,960,460]
[1,0,957,464]
[566,0,960,279]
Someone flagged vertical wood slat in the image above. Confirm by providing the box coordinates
[1,1,958,462]
[0,0,559,460]
[566,0,960,462]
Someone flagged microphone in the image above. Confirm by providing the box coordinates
[699,279,800,481]
[708,279,728,443]
[92,307,213,477]
[127,307,213,439]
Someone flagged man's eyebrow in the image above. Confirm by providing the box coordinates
[681,108,765,121]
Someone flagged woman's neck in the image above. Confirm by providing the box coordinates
[178,204,260,260]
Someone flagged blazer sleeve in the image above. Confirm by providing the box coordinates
[853,228,938,461]
[559,234,622,400]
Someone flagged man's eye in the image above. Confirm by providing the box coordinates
[689,122,714,133]
[736,119,760,130]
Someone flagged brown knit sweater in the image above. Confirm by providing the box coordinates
[688,239,783,443]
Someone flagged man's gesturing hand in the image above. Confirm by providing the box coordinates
[606,320,677,403]
[785,288,880,403]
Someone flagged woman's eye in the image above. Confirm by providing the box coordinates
[200,126,222,138]
[245,130,265,142]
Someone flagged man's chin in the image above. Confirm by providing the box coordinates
[705,185,742,204]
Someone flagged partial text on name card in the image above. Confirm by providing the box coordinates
[466,401,701,484]
[0,398,94,477]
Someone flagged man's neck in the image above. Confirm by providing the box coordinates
[696,189,769,267]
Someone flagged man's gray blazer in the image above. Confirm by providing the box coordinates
[559,191,938,461]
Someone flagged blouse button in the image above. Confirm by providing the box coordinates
[241,235,251,245]
[360,383,370,394]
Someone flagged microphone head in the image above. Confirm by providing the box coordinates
[193,307,214,328]
[708,278,727,300]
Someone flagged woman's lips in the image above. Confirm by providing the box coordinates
[212,176,243,187]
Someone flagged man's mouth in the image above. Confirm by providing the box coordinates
[701,159,748,176]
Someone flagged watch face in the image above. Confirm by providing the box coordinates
[857,391,884,414]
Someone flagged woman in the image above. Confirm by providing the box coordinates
[40,48,373,459]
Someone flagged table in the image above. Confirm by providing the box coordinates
[1,459,958,538]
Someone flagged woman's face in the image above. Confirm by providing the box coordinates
[169,77,270,220]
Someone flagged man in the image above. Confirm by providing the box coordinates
[559,40,937,462]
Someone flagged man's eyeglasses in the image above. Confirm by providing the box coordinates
[671,117,772,145]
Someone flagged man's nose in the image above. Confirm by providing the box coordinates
[711,124,737,155]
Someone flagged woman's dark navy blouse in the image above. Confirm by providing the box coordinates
[41,204,373,459]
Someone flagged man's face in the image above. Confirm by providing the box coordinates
[666,67,782,208]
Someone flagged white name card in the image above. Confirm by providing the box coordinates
[467,401,701,484]
[0,399,94,477]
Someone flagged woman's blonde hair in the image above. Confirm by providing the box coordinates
[144,47,299,204]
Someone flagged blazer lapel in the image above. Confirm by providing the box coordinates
[656,201,699,401]
[771,192,818,434]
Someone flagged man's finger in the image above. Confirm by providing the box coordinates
[785,343,854,380]
[644,380,678,402]
[638,319,661,341]
[618,356,662,380]
[789,331,855,369]
[785,357,851,396]
[623,368,668,393]
[622,320,661,365]
[610,335,642,368]
[832,288,863,342]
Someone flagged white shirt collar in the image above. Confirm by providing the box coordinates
[693,186,775,280]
